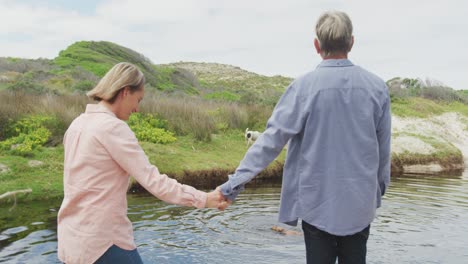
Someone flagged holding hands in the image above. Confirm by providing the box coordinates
[205,187,231,211]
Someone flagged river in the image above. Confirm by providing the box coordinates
[1,171,468,263]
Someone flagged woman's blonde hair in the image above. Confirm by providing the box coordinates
[315,11,353,57]
[87,62,145,103]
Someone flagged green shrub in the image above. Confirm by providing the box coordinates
[7,79,48,94]
[73,80,96,93]
[0,115,53,156]
[204,91,240,102]
[127,113,176,144]
[47,76,73,89]
[421,86,467,103]
[153,66,176,91]
[54,41,158,86]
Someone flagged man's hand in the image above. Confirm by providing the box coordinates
[206,187,231,211]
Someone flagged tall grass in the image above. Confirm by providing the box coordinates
[0,91,90,144]
[0,92,37,140]
[0,58,55,73]
[388,78,468,104]
[0,90,274,144]
[140,93,273,141]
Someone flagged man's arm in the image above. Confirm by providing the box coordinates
[377,91,391,196]
[220,82,309,201]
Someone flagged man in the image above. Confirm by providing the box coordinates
[220,10,391,264]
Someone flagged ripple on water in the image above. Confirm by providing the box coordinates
[2,226,28,236]
[1,177,468,264]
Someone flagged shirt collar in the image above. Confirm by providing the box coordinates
[317,59,354,68]
[85,104,117,117]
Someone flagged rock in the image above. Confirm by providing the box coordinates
[28,160,44,167]
[0,163,9,174]
[11,144,20,150]
[392,113,468,175]
[403,163,444,175]
[392,136,435,155]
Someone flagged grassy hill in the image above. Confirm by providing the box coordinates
[3,40,465,105]
[0,41,467,202]
[0,41,292,103]
[54,41,155,78]
[164,62,292,105]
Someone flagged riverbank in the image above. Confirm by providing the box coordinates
[391,112,467,175]
[0,132,287,202]
[1,112,466,203]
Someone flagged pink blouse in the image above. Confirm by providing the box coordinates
[57,104,207,264]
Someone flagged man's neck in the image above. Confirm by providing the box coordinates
[322,54,348,60]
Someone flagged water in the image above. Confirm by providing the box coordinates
[1,172,468,264]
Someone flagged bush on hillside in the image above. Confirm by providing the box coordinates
[73,80,96,93]
[55,41,158,86]
[420,86,468,103]
[0,115,54,156]
[0,58,54,73]
[169,68,200,94]
[127,113,176,144]
[388,77,467,104]
[7,78,48,94]
[204,91,240,102]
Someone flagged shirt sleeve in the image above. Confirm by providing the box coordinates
[221,82,309,201]
[376,90,391,196]
[98,121,207,208]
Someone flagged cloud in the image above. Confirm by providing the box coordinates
[0,0,467,89]
[95,0,212,23]
[0,0,132,58]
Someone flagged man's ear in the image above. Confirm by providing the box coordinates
[349,36,354,52]
[314,38,321,54]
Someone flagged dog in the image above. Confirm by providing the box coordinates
[245,128,261,147]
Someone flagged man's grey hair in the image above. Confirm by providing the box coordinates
[315,11,353,57]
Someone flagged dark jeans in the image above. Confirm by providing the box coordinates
[302,221,370,264]
[94,245,144,264]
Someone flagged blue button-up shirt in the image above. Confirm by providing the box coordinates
[221,59,391,236]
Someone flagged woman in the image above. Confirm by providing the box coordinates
[57,62,227,264]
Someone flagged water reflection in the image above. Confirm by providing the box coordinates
[369,172,468,264]
[128,188,305,264]
[1,172,468,263]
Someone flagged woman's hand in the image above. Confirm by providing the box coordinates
[206,187,231,211]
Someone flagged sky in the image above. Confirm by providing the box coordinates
[0,0,467,89]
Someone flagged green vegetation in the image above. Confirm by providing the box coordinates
[139,95,272,141]
[391,97,468,118]
[203,91,241,102]
[0,41,467,203]
[166,62,292,105]
[388,77,467,118]
[0,134,287,201]
[0,147,64,201]
[152,65,176,91]
[128,113,177,144]
[388,77,467,103]
[7,77,48,94]
[392,132,463,167]
[0,41,203,95]
[54,41,154,78]
[391,97,446,118]
[0,90,277,202]
[72,80,96,93]
[0,115,54,156]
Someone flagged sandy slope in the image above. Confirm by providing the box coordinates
[392,112,468,174]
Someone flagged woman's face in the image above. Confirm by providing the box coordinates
[118,86,144,120]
